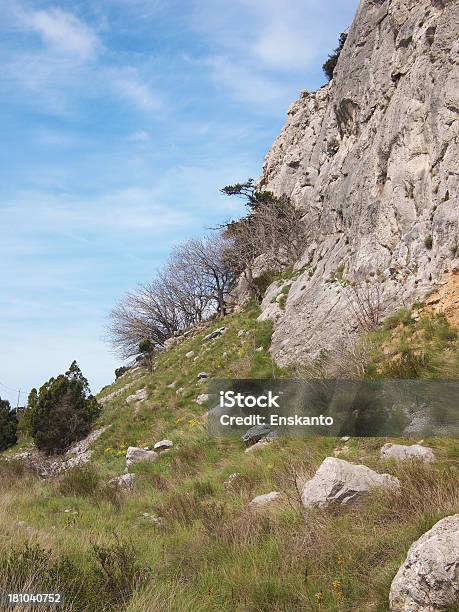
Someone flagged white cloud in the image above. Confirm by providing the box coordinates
[252,22,315,70]
[203,55,293,110]
[23,7,100,60]
[127,130,151,142]
[108,67,162,111]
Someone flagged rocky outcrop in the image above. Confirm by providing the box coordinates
[389,514,459,611]
[258,0,459,366]
[126,388,147,403]
[7,426,110,477]
[301,457,400,508]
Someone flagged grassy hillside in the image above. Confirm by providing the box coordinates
[0,301,458,611]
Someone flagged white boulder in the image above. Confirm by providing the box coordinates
[126,388,147,403]
[126,447,158,467]
[196,393,208,405]
[109,473,135,489]
[301,457,400,508]
[380,443,435,464]
[249,491,281,508]
[154,439,173,452]
[389,514,459,611]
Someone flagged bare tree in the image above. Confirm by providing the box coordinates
[221,182,307,300]
[346,278,383,332]
[173,234,236,317]
[107,232,236,358]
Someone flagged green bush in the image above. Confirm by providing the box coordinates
[30,361,100,454]
[115,366,129,379]
[323,32,347,81]
[0,397,18,451]
[425,235,433,249]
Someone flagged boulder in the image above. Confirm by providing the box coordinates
[249,491,281,508]
[185,350,195,358]
[197,372,209,380]
[203,327,226,341]
[380,443,435,464]
[196,393,208,405]
[242,424,272,444]
[125,447,158,467]
[154,439,173,452]
[301,457,400,508]
[109,473,135,489]
[126,388,147,403]
[389,514,459,611]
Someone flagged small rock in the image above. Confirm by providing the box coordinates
[242,424,272,444]
[185,350,195,358]
[255,346,264,352]
[237,330,245,337]
[389,514,459,611]
[166,381,177,388]
[223,472,241,489]
[333,445,350,457]
[109,473,135,489]
[141,512,163,525]
[126,388,147,403]
[340,436,350,442]
[249,491,281,508]
[197,372,209,380]
[154,439,173,452]
[380,443,435,464]
[126,447,158,467]
[203,327,226,341]
[196,393,209,405]
[245,439,271,453]
[301,457,400,508]
[176,387,184,395]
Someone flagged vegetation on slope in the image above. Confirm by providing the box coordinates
[0,301,458,611]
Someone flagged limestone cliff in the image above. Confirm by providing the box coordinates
[258,0,459,367]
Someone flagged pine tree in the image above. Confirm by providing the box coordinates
[0,397,18,451]
[30,361,100,454]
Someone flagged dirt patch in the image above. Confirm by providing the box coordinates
[423,271,459,328]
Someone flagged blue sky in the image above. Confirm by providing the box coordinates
[0,0,359,405]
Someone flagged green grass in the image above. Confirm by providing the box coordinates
[0,302,458,611]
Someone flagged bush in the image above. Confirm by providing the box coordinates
[0,397,18,451]
[425,234,433,249]
[115,366,129,379]
[58,464,100,497]
[323,32,347,81]
[30,361,100,454]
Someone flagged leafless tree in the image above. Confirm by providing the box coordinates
[346,278,383,332]
[107,233,235,358]
[173,234,236,317]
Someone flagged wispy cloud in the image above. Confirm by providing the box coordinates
[108,67,162,111]
[127,130,151,142]
[22,7,100,60]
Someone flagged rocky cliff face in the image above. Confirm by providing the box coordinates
[258,0,459,367]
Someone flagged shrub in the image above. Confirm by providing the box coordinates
[115,366,129,379]
[0,397,18,451]
[425,235,433,249]
[323,32,347,81]
[92,537,150,606]
[30,361,100,454]
[58,464,100,497]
